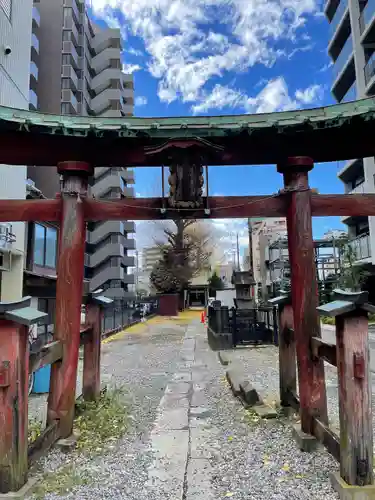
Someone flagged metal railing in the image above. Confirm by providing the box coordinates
[348,182,365,194]
[348,233,371,260]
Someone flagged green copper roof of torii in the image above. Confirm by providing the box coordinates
[0,97,374,136]
[1,97,375,166]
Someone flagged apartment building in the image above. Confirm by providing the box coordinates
[142,246,163,273]
[325,0,375,268]
[247,218,288,301]
[27,0,136,302]
[0,0,34,301]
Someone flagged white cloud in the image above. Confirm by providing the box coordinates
[127,47,144,57]
[295,84,324,104]
[122,63,141,74]
[135,96,148,106]
[91,0,320,105]
[287,42,314,60]
[319,61,333,73]
[191,78,324,115]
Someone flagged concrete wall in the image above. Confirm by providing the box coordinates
[0,0,33,300]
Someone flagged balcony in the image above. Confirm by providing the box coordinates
[333,35,353,79]
[88,221,135,245]
[330,0,348,37]
[338,158,364,182]
[365,52,375,90]
[30,33,39,63]
[61,89,78,113]
[94,167,135,185]
[32,6,40,29]
[348,234,371,261]
[63,16,80,49]
[91,68,123,94]
[341,82,356,102]
[29,89,38,110]
[62,41,80,69]
[62,65,79,91]
[63,0,81,26]
[91,28,121,54]
[360,0,375,41]
[91,48,121,73]
[348,182,366,195]
[331,35,355,102]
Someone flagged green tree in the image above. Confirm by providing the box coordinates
[208,271,225,291]
[336,240,370,291]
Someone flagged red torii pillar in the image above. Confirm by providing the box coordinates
[277,157,328,434]
[47,161,92,438]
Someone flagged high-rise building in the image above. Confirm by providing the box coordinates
[27,0,136,302]
[0,0,33,300]
[142,246,163,273]
[325,0,375,268]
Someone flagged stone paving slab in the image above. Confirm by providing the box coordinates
[186,459,215,500]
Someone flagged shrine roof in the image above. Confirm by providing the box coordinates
[1,97,375,166]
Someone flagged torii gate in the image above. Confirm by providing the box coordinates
[1,98,375,496]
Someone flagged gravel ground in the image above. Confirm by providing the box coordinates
[28,319,187,499]
[190,331,340,500]
[28,318,342,499]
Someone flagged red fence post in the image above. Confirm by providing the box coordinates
[83,303,102,401]
[277,157,328,434]
[0,321,28,493]
[47,161,93,438]
[335,293,373,486]
[269,293,297,411]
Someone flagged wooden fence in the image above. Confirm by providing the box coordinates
[271,289,374,488]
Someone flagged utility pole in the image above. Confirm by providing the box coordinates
[236,232,240,270]
[247,218,254,274]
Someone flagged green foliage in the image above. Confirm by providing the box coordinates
[335,240,370,291]
[150,246,191,294]
[74,386,129,455]
[32,465,93,499]
[32,387,129,499]
[136,288,148,298]
[208,271,225,291]
[320,316,335,325]
[28,418,43,445]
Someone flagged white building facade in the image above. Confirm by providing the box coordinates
[326,0,375,267]
[0,0,33,300]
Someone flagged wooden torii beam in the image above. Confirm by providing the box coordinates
[0,194,374,222]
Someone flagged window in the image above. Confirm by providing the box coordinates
[0,0,12,19]
[33,224,57,268]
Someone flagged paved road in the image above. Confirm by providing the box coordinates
[321,324,375,372]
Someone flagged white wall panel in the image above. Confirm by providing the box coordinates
[0,0,33,299]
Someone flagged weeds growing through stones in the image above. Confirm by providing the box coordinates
[74,386,129,455]
[31,387,129,498]
[28,418,43,444]
[32,465,94,499]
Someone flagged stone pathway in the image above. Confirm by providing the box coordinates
[29,315,340,500]
[142,321,215,499]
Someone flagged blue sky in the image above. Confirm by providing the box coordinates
[88,0,346,253]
